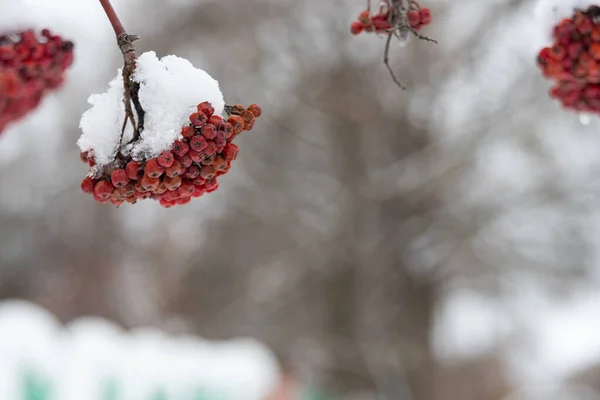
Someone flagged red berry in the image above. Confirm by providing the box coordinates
[144,158,164,178]
[136,191,153,200]
[550,44,567,61]
[157,151,175,168]
[93,192,110,203]
[165,160,184,178]
[184,164,200,179]
[215,130,226,147]
[227,115,245,134]
[162,190,179,202]
[140,175,160,191]
[126,161,144,180]
[112,188,126,201]
[207,115,223,127]
[198,152,215,166]
[351,21,364,35]
[192,177,206,186]
[408,10,420,27]
[163,175,182,190]
[419,8,432,25]
[171,140,190,157]
[80,151,90,164]
[189,111,208,127]
[204,141,218,156]
[247,104,262,118]
[213,156,227,171]
[123,183,136,197]
[222,143,239,161]
[94,180,114,200]
[239,110,256,131]
[191,185,206,198]
[110,169,129,188]
[179,179,195,196]
[190,135,208,152]
[372,15,392,31]
[591,43,600,60]
[181,125,196,139]
[81,176,96,194]
[200,165,216,179]
[176,197,192,205]
[159,198,176,208]
[110,198,125,207]
[200,124,217,140]
[205,178,219,192]
[188,150,202,163]
[220,122,234,139]
[578,17,593,35]
[175,153,193,168]
[197,101,215,117]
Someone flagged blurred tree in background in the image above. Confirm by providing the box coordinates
[2,0,600,399]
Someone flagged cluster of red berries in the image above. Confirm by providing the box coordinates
[80,101,262,208]
[0,29,74,133]
[350,2,432,35]
[537,5,600,113]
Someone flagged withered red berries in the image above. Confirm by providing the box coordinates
[0,29,74,134]
[80,101,262,207]
[537,5,600,114]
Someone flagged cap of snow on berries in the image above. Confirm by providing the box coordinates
[78,51,225,166]
[77,51,262,208]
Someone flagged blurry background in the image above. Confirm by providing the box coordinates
[2,0,600,399]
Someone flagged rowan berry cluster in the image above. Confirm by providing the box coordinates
[350,1,432,36]
[80,101,261,208]
[537,5,600,113]
[0,29,74,133]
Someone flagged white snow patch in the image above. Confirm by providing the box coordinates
[0,300,280,400]
[78,75,129,166]
[78,51,225,167]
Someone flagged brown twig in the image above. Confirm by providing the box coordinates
[98,0,145,146]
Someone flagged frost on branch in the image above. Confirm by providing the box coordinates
[77,51,261,208]
[0,29,74,133]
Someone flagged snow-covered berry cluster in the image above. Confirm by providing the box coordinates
[80,101,261,208]
[537,5,600,113]
[0,29,74,133]
[350,1,432,36]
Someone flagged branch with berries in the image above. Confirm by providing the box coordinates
[537,5,600,115]
[350,0,436,90]
[78,0,263,208]
[0,29,74,133]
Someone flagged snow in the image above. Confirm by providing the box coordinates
[78,51,225,167]
[0,300,280,400]
[78,75,130,166]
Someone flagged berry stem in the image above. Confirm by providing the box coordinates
[98,0,145,147]
[98,0,126,37]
